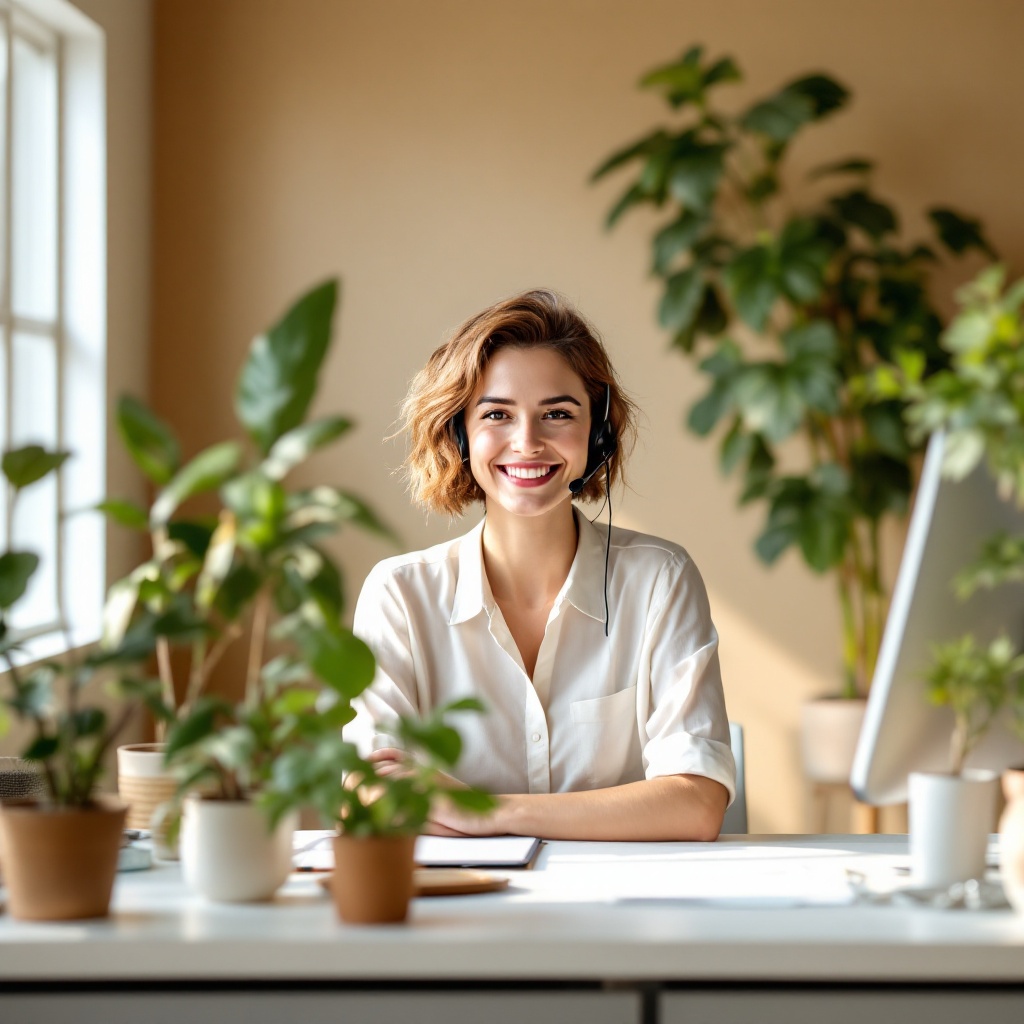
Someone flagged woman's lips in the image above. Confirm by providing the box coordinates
[499,464,559,487]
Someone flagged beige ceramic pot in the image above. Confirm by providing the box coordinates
[0,797,127,920]
[331,833,417,924]
[998,767,1024,912]
[117,742,178,857]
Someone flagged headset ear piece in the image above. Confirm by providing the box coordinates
[451,413,469,463]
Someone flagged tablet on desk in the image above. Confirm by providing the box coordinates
[292,831,541,871]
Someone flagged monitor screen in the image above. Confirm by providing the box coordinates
[851,431,1024,806]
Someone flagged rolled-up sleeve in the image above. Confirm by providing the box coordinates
[638,555,736,804]
[346,564,421,755]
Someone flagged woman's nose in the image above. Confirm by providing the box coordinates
[511,417,543,453]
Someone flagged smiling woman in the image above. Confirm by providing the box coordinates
[347,290,736,842]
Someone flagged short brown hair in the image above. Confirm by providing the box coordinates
[400,289,638,516]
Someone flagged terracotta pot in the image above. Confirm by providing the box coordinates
[117,742,178,858]
[331,833,417,924]
[0,797,127,921]
[180,796,297,902]
[800,696,867,784]
[998,766,1024,912]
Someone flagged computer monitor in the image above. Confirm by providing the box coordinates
[851,431,1024,806]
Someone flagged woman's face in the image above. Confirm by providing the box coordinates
[464,346,591,522]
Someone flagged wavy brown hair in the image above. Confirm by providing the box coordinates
[400,289,639,516]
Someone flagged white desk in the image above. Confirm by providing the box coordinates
[2,834,1024,1024]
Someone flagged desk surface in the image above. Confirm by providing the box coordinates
[2,834,1024,984]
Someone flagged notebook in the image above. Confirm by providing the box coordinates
[292,831,541,871]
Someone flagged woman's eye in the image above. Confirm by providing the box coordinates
[482,409,508,421]
[545,409,572,420]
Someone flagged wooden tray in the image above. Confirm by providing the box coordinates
[318,868,509,897]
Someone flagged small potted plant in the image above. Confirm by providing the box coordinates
[102,278,395,847]
[263,696,495,923]
[891,265,1024,888]
[0,446,168,920]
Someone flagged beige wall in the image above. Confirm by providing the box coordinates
[151,0,1024,832]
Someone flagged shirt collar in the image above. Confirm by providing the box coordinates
[449,512,608,626]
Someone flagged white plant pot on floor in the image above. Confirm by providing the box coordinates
[800,697,867,783]
[909,770,999,888]
[180,796,298,902]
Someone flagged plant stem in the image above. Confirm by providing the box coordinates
[182,622,242,717]
[245,589,270,704]
[155,637,175,743]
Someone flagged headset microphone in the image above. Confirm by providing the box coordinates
[568,460,607,495]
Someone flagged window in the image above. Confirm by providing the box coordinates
[0,0,104,660]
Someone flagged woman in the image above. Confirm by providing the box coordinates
[350,290,735,840]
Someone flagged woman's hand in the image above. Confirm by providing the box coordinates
[365,747,506,837]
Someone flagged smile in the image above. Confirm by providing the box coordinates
[499,464,559,485]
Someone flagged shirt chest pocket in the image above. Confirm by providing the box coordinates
[569,685,638,789]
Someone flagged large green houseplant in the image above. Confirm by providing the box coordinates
[0,446,172,920]
[593,45,993,788]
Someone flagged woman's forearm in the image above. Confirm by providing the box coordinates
[436,774,729,842]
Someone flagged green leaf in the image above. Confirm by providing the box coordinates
[167,520,216,559]
[639,47,707,107]
[830,189,898,240]
[398,718,462,767]
[445,788,498,813]
[784,74,849,118]
[71,707,106,739]
[22,735,59,761]
[667,144,726,212]
[719,420,753,475]
[863,402,912,459]
[703,56,742,89]
[732,366,805,443]
[591,129,669,181]
[741,90,814,142]
[781,321,839,361]
[605,182,649,229]
[2,446,70,490]
[235,279,339,455]
[688,382,732,437]
[95,499,149,530]
[658,266,705,333]
[261,417,354,481]
[150,442,242,527]
[723,246,777,331]
[291,487,400,545]
[652,212,707,276]
[808,158,874,180]
[164,698,230,762]
[671,285,729,352]
[0,552,39,609]
[116,396,181,486]
[297,626,376,700]
[214,563,263,621]
[755,522,799,564]
[929,208,996,259]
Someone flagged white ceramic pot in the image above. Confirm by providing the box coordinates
[180,796,297,902]
[909,770,999,888]
[800,697,867,784]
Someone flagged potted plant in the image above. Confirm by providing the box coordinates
[592,45,994,788]
[100,279,395,849]
[0,446,170,920]
[264,697,495,923]
[890,265,1024,891]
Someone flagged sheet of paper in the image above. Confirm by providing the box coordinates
[292,831,540,871]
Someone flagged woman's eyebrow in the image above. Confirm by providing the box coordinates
[474,394,583,407]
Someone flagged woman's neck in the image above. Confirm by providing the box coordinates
[481,503,578,611]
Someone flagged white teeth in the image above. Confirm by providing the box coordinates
[504,466,553,480]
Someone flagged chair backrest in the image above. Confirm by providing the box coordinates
[720,721,748,834]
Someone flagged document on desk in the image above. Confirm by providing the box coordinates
[292,831,541,871]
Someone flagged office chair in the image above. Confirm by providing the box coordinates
[720,721,748,834]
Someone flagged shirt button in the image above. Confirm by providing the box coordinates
[531,732,541,743]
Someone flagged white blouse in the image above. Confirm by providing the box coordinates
[348,514,736,803]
